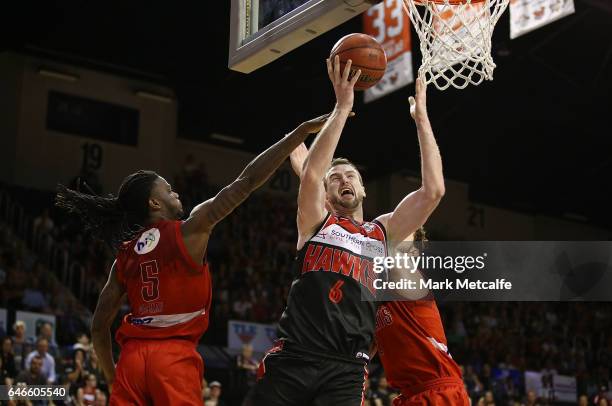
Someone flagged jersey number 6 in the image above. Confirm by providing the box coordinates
[328,280,345,304]
[140,260,160,302]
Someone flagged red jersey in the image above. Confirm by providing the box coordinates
[375,300,462,390]
[114,220,212,346]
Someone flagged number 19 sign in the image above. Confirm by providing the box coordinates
[363,0,414,103]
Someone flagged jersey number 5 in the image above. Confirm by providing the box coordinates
[329,280,345,304]
[140,260,160,302]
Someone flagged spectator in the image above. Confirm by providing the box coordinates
[38,322,59,358]
[483,390,496,405]
[77,374,103,406]
[202,378,210,401]
[1,336,17,380]
[464,365,483,400]
[232,292,252,319]
[0,356,11,385]
[372,375,392,406]
[95,391,108,406]
[15,354,46,385]
[595,386,611,406]
[578,394,589,405]
[33,208,55,236]
[524,390,540,406]
[74,333,92,353]
[11,320,33,372]
[24,337,56,384]
[234,344,258,401]
[66,348,88,391]
[205,381,225,406]
[88,350,107,393]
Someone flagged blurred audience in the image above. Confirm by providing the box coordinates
[2,166,612,406]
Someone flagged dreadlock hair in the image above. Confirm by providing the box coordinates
[55,170,160,248]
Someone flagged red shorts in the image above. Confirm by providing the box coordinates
[110,338,204,406]
[393,377,469,406]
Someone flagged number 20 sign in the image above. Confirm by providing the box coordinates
[363,0,414,103]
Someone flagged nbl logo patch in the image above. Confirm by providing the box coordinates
[135,228,161,255]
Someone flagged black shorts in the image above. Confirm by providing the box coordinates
[245,341,369,406]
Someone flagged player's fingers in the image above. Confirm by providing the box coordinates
[420,78,427,102]
[326,58,333,82]
[415,77,422,94]
[342,59,353,82]
[333,55,341,82]
[408,96,416,116]
[349,69,362,87]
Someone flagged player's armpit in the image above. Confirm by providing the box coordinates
[91,261,125,386]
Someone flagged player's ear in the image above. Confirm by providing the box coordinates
[148,197,162,211]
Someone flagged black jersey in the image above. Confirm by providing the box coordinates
[277,214,387,361]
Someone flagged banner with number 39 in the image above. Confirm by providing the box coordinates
[363,0,414,103]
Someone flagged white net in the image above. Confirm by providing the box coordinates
[402,0,509,90]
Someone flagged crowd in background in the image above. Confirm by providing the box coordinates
[0,157,611,405]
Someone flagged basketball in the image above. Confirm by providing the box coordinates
[330,33,387,91]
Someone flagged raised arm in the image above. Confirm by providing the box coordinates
[297,56,360,246]
[376,78,445,246]
[91,261,125,389]
[180,114,329,250]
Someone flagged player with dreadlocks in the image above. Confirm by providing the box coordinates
[56,113,331,406]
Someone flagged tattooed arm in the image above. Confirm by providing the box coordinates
[180,114,330,263]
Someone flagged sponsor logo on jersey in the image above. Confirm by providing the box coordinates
[129,316,154,325]
[355,352,370,361]
[362,222,376,233]
[302,243,378,295]
[134,228,160,255]
[311,223,386,258]
[302,221,386,295]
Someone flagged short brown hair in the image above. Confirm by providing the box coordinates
[324,157,363,189]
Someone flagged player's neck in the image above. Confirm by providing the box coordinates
[147,211,174,225]
[333,206,363,223]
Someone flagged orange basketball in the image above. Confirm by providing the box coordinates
[330,33,387,91]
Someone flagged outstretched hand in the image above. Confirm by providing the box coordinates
[327,55,361,111]
[298,113,331,134]
[409,77,429,124]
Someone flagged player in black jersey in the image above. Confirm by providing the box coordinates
[249,58,445,406]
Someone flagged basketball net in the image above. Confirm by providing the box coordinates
[402,0,509,90]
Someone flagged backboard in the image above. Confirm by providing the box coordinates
[229,0,383,73]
